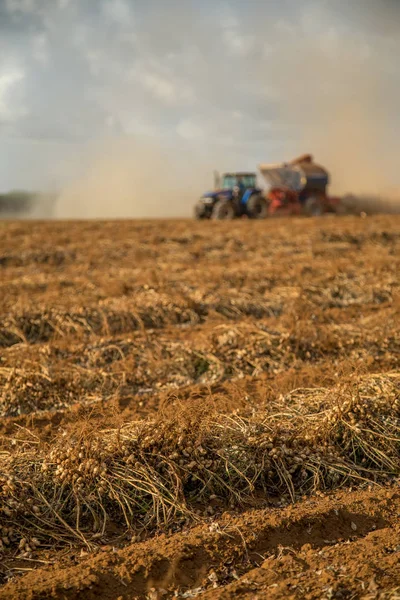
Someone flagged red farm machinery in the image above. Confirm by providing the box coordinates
[259,154,343,217]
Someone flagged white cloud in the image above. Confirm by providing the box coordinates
[85,50,103,76]
[263,42,275,59]
[273,20,296,36]
[232,110,244,120]
[72,24,90,49]
[177,119,205,141]
[5,0,36,13]
[219,5,255,57]
[0,67,27,123]
[223,30,255,57]
[176,114,247,147]
[128,61,195,106]
[217,3,239,31]
[32,33,49,65]
[119,115,161,137]
[102,0,133,25]
[142,72,177,103]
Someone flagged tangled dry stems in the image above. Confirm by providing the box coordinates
[0,374,399,556]
[1,319,398,417]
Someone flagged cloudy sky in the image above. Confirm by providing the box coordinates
[0,0,399,215]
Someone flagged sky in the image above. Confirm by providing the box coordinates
[0,0,399,216]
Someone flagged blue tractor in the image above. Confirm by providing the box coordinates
[194,171,268,220]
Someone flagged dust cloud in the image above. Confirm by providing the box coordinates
[55,138,243,219]
[266,1,400,210]
[55,139,190,219]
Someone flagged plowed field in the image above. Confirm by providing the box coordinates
[0,216,399,599]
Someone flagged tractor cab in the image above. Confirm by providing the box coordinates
[220,172,257,190]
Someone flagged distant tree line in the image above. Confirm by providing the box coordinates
[0,191,57,217]
[0,190,34,211]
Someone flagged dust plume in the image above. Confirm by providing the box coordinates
[55,138,188,219]
[54,138,238,219]
[267,1,400,210]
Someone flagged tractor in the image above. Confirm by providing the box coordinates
[194,171,268,220]
[194,155,344,219]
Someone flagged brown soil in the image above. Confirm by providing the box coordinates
[1,486,400,600]
[0,215,399,599]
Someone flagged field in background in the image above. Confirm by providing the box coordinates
[0,215,399,599]
[1,190,400,219]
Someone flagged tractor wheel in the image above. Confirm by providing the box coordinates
[247,194,269,219]
[304,197,323,217]
[194,202,207,219]
[211,199,235,220]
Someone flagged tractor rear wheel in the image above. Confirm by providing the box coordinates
[247,194,269,219]
[211,199,235,220]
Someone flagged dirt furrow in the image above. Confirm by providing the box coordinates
[1,487,398,600]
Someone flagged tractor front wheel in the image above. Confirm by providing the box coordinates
[211,199,235,220]
[194,202,207,219]
[247,194,269,219]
